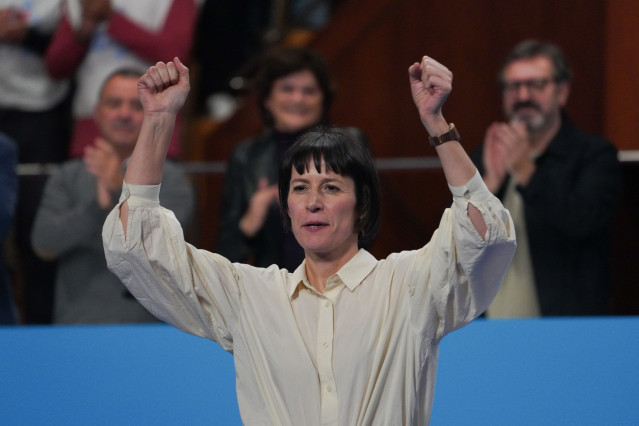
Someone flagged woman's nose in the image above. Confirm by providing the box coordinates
[306,192,322,212]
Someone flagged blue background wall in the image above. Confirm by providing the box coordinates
[2,317,638,425]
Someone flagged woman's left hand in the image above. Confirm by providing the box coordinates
[408,56,452,133]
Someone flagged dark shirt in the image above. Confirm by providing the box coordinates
[472,116,622,315]
[217,128,306,271]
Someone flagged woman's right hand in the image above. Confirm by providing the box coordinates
[137,58,190,116]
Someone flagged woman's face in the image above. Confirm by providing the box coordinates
[265,70,324,133]
[287,160,359,260]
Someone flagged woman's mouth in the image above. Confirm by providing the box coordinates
[303,222,327,230]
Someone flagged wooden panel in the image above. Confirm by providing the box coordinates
[604,0,639,150]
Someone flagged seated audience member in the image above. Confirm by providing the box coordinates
[0,132,18,325]
[44,0,197,159]
[31,69,194,324]
[0,0,71,324]
[472,39,622,317]
[217,46,367,271]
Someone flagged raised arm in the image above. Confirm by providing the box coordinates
[119,58,190,234]
[408,56,486,238]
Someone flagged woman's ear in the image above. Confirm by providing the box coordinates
[355,210,365,233]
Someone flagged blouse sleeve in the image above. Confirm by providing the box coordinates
[410,171,516,339]
[102,181,240,351]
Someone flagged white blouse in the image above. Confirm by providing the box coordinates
[102,171,515,425]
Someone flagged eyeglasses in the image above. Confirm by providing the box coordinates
[501,78,554,95]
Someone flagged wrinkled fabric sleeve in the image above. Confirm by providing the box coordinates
[102,182,240,350]
[411,171,516,339]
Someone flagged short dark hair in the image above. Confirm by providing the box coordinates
[253,46,335,128]
[498,39,573,86]
[98,68,145,100]
[279,127,381,248]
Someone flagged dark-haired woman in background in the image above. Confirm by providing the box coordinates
[216,46,366,270]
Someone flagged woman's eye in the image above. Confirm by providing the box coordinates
[292,185,306,192]
[325,185,339,192]
[278,84,294,94]
[302,86,320,96]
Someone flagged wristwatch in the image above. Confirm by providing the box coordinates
[428,123,461,147]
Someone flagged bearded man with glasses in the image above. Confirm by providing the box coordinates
[473,39,621,317]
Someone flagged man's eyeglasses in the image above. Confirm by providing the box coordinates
[501,78,555,95]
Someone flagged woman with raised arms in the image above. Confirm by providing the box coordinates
[103,56,515,425]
